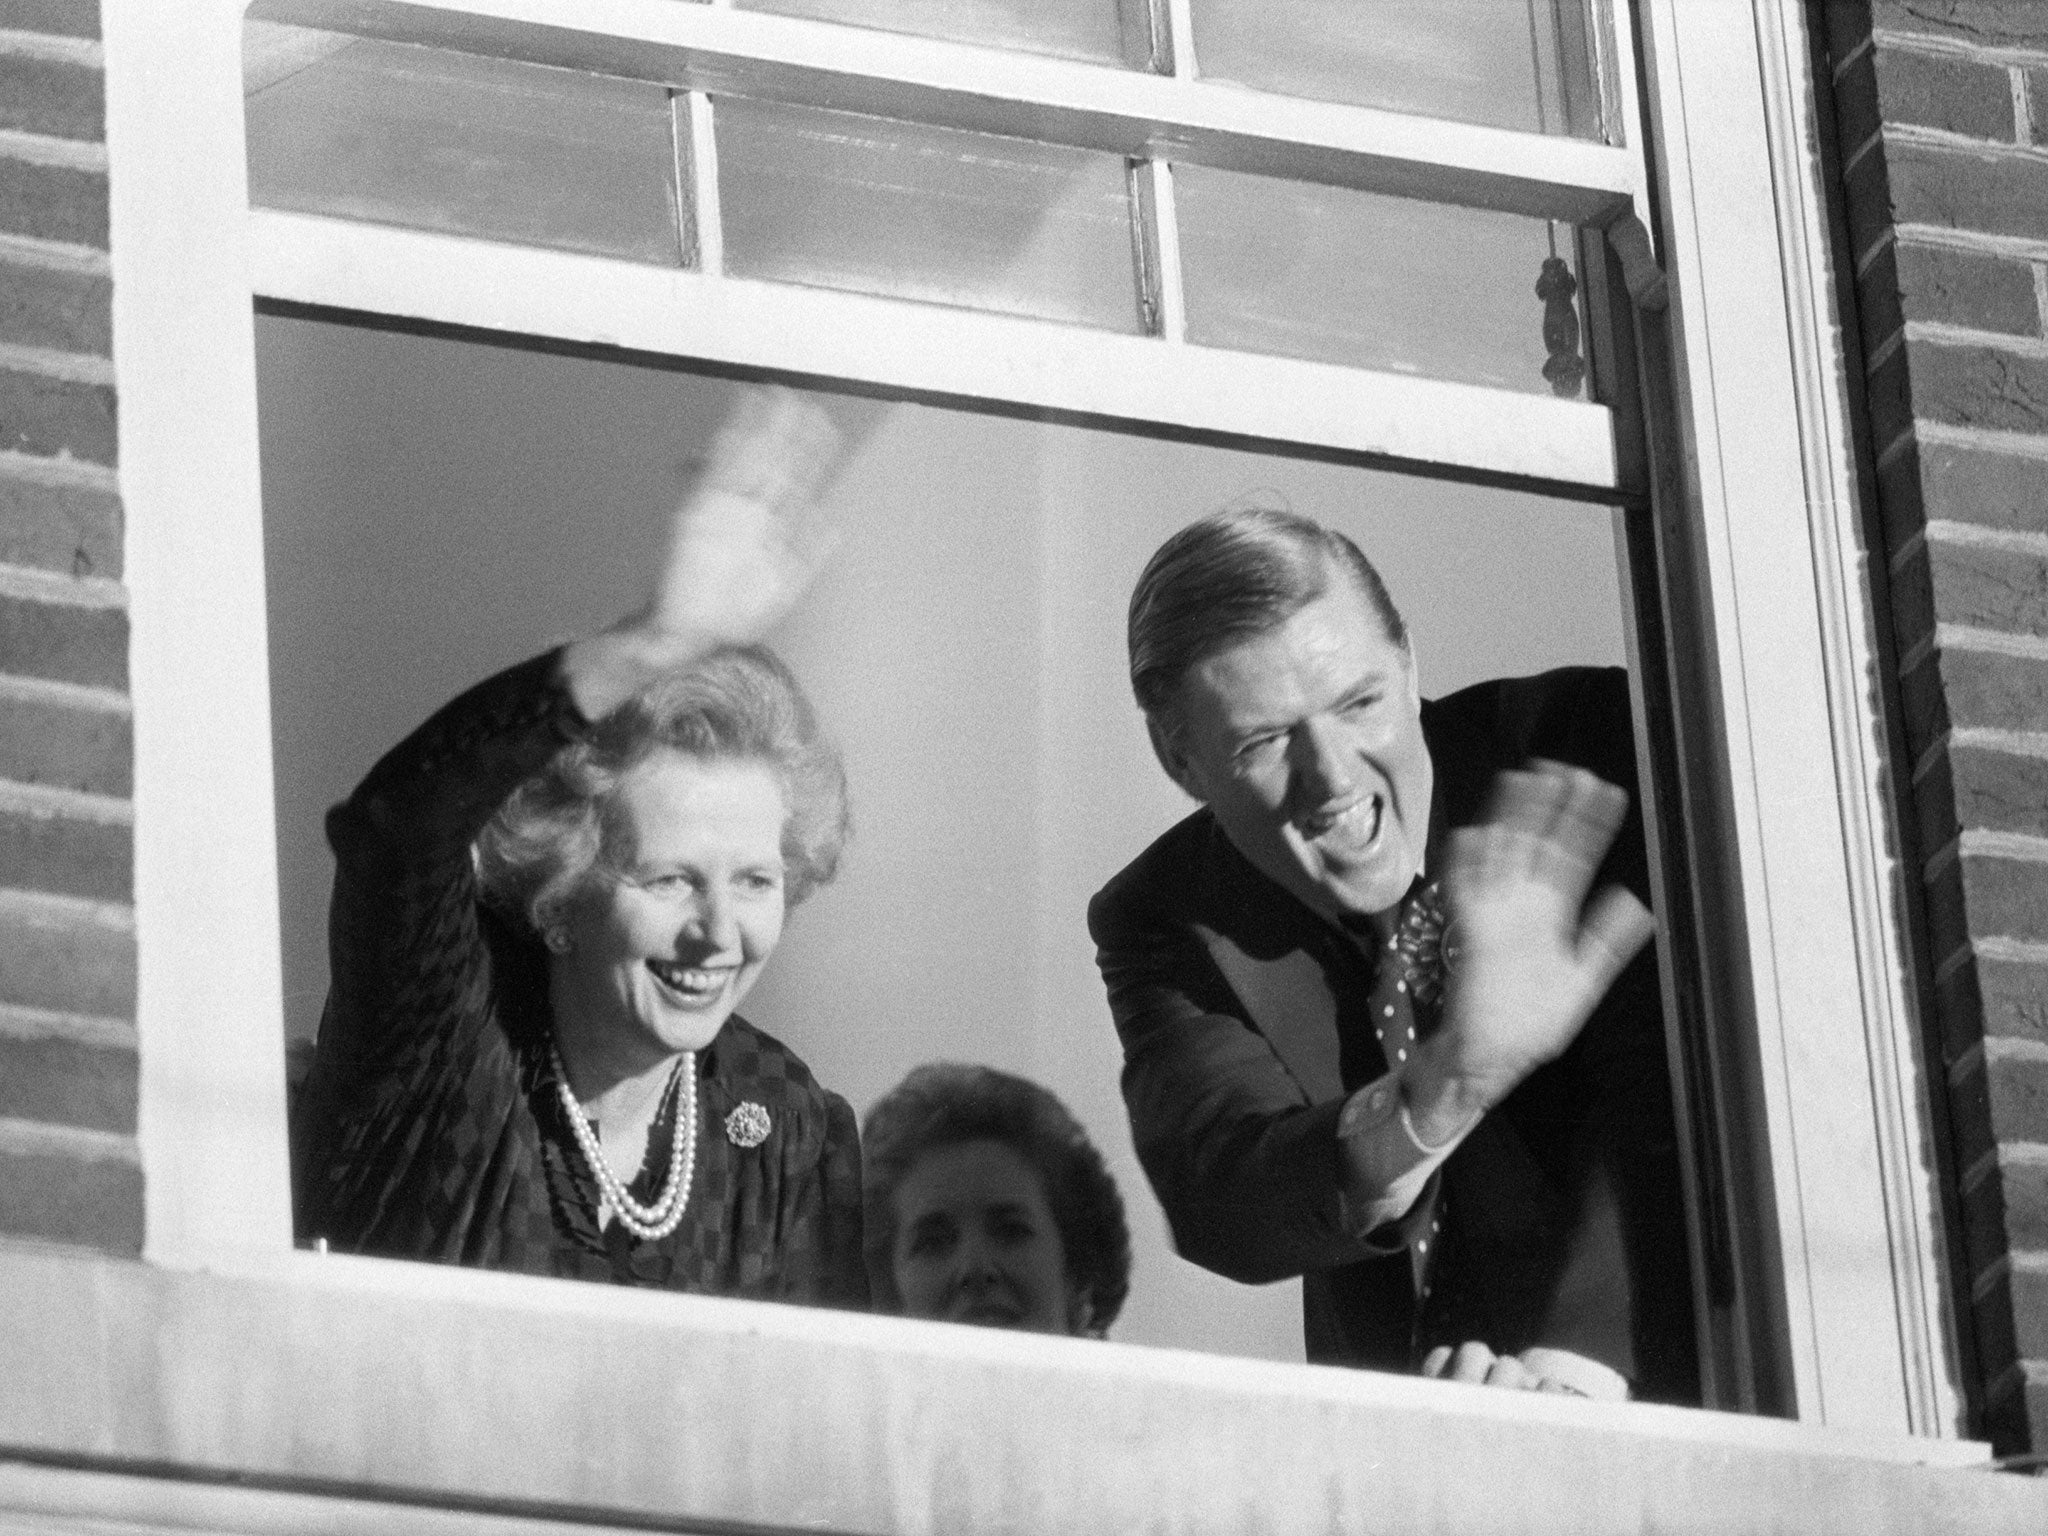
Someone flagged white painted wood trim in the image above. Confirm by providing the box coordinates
[246,0,1639,224]
[248,208,1621,490]
[684,89,721,277]
[107,0,294,1262]
[1139,158,1186,342]
[1636,0,1960,1434]
[2,1247,2024,1536]
[1754,0,1962,1440]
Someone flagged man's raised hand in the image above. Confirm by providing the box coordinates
[1404,761,1656,1145]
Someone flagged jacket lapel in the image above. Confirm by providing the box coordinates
[1188,821,1348,1106]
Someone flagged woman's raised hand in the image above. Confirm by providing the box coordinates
[646,385,847,647]
[567,386,850,719]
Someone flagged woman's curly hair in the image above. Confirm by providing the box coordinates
[475,645,848,937]
[862,1063,1131,1337]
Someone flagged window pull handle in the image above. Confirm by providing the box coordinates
[1606,212,1669,315]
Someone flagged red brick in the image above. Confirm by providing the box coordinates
[0,592,125,689]
[1925,852,2048,963]
[0,1028,134,1133]
[1842,135,1900,263]
[1865,325,1916,447]
[0,158,106,249]
[1890,538,1937,656]
[1883,136,2048,245]
[0,367,114,466]
[0,55,102,143]
[1823,1,1875,62]
[1927,538,2048,637]
[1938,958,2048,1076]
[1898,645,2048,757]
[1852,237,1906,363]
[1874,436,1930,556]
[0,898,132,1017]
[0,1143,141,1255]
[0,1,99,37]
[0,691,131,796]
[1832,41,1883,154]
[0,803,129,903]
[0,470,120,578]
[0,261,111,356]
[1951,1052,1998,1170]
[1874,47,2015,141]
[1906,340,2048,436]
[1875,0,2048,49]
[1971,1256,2021,1379]
[1962,1153,2022,1276]
[1979,957,2048,1049]
[1921,442,2048,539]
[1913,736,1963,855]
[1943,743,2048,840]
[1959,854,2048,945]
[1894,243,2039,334]
[2015,1263,2048,1360]
[1987,1050,2048,1145]
[1927,852,1971,963]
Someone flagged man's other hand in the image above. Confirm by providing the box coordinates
[1421,1341,1629,1400]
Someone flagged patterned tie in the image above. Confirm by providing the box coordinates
[1364,879,1455,1303]
[1393,879,1454,1015]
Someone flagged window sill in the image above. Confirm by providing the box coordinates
[0,1242,2035,1535]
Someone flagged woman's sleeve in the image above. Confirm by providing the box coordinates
[316,649,588,1079]
[778,1089,869,1310]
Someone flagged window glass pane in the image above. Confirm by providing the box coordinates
[1175,163,1587,397]
[257,316,1634,1361]
[737,0,1145,68]
[716,96,1144,334]
[1191,0,1604,139]
[243,22,683,266]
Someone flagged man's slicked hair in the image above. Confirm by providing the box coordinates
[1127,505,1408,723]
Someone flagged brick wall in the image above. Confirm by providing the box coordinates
[0,0,140,1254]
[1825,0,2048,1456]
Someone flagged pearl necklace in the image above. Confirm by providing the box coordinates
[549,1044,698,1243]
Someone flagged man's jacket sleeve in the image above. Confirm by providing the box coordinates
[1090,879,1385,1284]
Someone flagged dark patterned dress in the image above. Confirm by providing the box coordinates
[292,650,867,1306]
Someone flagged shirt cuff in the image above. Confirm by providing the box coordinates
[1335,1072,1480,1238]
[1518,1347,1632,1401]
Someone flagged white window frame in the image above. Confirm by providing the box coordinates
[110,0,1960,1451]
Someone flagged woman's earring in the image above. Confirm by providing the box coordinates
[544,927,572,955]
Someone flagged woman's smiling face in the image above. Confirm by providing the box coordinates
[554,751,788,1063]
[890,1139,1080,1335]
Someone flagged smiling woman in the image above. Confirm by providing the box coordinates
[291,389,868,1303]
[863,1064,1132,1338]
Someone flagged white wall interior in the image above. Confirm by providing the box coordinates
[255,312,1625,1362]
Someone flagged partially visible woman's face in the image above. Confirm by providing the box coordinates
[890,1139,1080,1335]
[556,751,787,1062]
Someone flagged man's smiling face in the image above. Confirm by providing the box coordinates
[1154,569,1433,925]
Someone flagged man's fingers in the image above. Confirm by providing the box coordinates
[1525,762,1629,903]
[1483,1354,1535,1390]
[1446,1341,1497,1384]
[1424,1341,1537,1390]
[1459,764,1629,901]
[1576,886,1657,994]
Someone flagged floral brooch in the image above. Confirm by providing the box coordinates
[724,1100,772,1148]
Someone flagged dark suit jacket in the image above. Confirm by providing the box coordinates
[1089,667,1698,1402]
